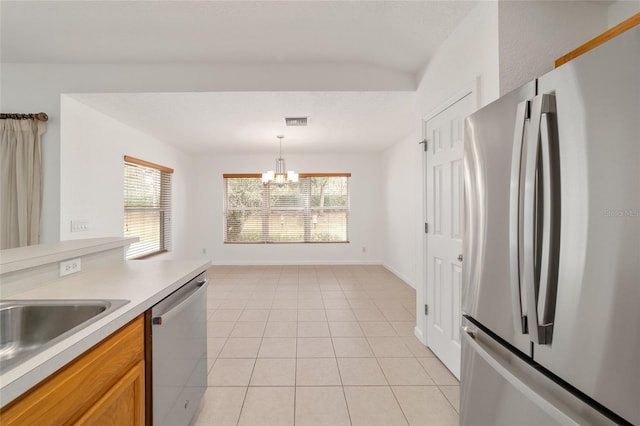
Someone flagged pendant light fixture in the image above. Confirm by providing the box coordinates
[262,135,298,186]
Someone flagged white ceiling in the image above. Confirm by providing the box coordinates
[1,1,476,72]
[69,91,417,153]
[2,1,478,153]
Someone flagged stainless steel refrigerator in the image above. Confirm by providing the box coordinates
[461,27,639,425]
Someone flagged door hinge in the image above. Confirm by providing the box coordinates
[424,223,429,233]
[424,304,429,315]
[418,139,428,152]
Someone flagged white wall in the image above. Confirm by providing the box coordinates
[381,131,420,288]
[608,1,640,28]
[189,152,383,265]
[0,63,414,244]
[410,1,501,342]
[416,2,500,117]
[498,0,608,95]
[60,96,194,259]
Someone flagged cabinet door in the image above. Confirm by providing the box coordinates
[0,316,144,425]
[75,360,145,425]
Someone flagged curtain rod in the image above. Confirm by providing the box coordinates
[0,112,48,122]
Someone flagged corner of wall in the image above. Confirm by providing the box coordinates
[382,263,416,289]
[416,1,500,115]
[379,131,419,288]
[59,96,195,259]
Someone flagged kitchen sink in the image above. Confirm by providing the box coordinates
[0,299,129,373]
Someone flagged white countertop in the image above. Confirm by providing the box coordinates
[0,258,210,407]
[0,237,139,274]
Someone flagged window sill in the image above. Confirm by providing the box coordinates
[223,241,350,244]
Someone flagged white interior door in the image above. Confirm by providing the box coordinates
[424,92,474,379]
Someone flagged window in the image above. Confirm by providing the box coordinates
[124,156,173,259]
[224,173,350,243]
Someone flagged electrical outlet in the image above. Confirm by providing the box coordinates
[59,258,82,276]
[71,220,89,232]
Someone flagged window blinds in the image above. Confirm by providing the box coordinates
[124,156,173,259]
[223,174,350,243]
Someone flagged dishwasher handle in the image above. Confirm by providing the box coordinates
[152,279,208,326]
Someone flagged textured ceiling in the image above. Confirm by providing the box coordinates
[68,91,417,154]
[2,1,476,75]
[3,1,478,153]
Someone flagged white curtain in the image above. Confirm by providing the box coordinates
[0,119,46,249]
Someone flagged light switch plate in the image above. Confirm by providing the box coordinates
[71,220,89,232]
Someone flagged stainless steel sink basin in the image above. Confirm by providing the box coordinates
[0,299,129,373]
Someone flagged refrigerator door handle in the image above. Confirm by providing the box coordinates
[524,93,558,345]
[509,100,529,334]
[462,327,583,425]
[522,94,541,344]
[537,94,560,335]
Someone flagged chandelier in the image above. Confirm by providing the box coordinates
[262,135,298,186]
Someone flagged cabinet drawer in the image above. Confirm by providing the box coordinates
[0,316,144,425]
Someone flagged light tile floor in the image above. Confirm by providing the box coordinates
[195,265,459,426]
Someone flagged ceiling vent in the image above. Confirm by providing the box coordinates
[284,117,308,127]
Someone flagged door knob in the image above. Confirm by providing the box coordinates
[457,254,463,262]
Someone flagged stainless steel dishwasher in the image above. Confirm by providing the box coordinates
[151,271,208,426]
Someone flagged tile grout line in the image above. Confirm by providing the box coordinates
[293,308,298,426]
[204,265,458,425]
[235,277,261,425]
[366,295,412,426]
[388,385,412,426]
[437,384,460,414]
[326,304,354,424]
[231,352,254,418]
[233,386,249,426]
[333,334,354,426]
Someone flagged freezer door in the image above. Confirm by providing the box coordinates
[460,318,615,426]
[463,82,535,356]
[533,27,640,425]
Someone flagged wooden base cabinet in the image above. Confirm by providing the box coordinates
[0,316,145,425]
[76,361,145,425]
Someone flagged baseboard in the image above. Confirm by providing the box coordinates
[414,325,426,345]
[208,260,383,266]
[382,264,416,289]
